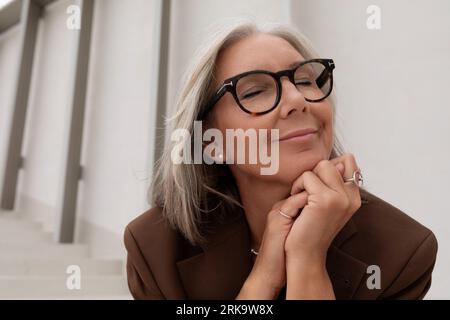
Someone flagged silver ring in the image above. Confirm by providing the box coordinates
[278,208,293,220]
[344,168,364,187]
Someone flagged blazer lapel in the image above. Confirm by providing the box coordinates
[327,190,371,299]
[177,190,371,299]
[327,219,369,299]
[176,213,252,299]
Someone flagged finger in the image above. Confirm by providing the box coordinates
[290,170,328,196]
[329,153,360,188]
[273,191,308,220]
[311,160,347,194]
[329,153,362,204]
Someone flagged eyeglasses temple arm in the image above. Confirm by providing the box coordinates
[198,82,231,119]
[316,69,331,88]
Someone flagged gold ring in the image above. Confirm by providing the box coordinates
[278,209,293,220]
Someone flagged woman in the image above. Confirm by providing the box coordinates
[124,22,438,299]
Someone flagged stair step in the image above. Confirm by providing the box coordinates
[0,243,90,258]
[15,294,134,300]
[0,230,53,245]
[0,218,44,232]
[0,210,130,299]
[0,258,123,276]
[0,276,130,298]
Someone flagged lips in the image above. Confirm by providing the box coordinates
[278,128,318,141]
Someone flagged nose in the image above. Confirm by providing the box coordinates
[277,76,308,118]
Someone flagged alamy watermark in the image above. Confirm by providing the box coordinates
[170,121,280,175]
[366,5,381,30]
[66,264,81,290]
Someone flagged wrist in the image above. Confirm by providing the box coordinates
[238,271,282,300]
[285,253,334,300]
[286,256,327,278]
[285,247,327,267]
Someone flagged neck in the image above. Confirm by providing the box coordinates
[230,167,290,251]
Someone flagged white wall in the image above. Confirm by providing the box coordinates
[0,25,20,197]
[76,0,159,258]
[17,0,78,232]
[3,0,159,259]
[290,0,450,299]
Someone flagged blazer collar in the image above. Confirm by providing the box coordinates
[176,191,371,299]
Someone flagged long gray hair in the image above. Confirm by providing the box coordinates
[150,21,346,246]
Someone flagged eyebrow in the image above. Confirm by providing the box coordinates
[217,60,305,91]
[288,60,303,69]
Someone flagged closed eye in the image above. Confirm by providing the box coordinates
[295,79,312,86]
[241,88,267,99]
[242,89,265,99]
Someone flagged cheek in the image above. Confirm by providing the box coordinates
[214,99,272,132]
[213,98,242,128]
[211,104,275,173]
[315,102,334,150]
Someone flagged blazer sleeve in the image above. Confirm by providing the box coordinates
[124,226,165,299]
[380,231,438,299]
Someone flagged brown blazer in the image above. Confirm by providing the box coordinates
[123,189,438,299]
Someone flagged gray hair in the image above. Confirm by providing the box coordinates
[150,21,346,246]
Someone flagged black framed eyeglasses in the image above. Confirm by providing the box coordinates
[198,58,335,119]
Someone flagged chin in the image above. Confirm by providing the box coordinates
[278,150,328,183]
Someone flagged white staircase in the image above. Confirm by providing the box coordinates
[0,210,132,299]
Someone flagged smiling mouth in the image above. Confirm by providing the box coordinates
[278,128,319,142]
[280,132,317,143]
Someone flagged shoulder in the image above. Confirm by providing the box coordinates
[124,206,171,249]
[123,207,189,299]
[124,206,193,264]
[348,189,438,298]
[353,189,437,255]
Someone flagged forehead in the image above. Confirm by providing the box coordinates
[215,33,305,82]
